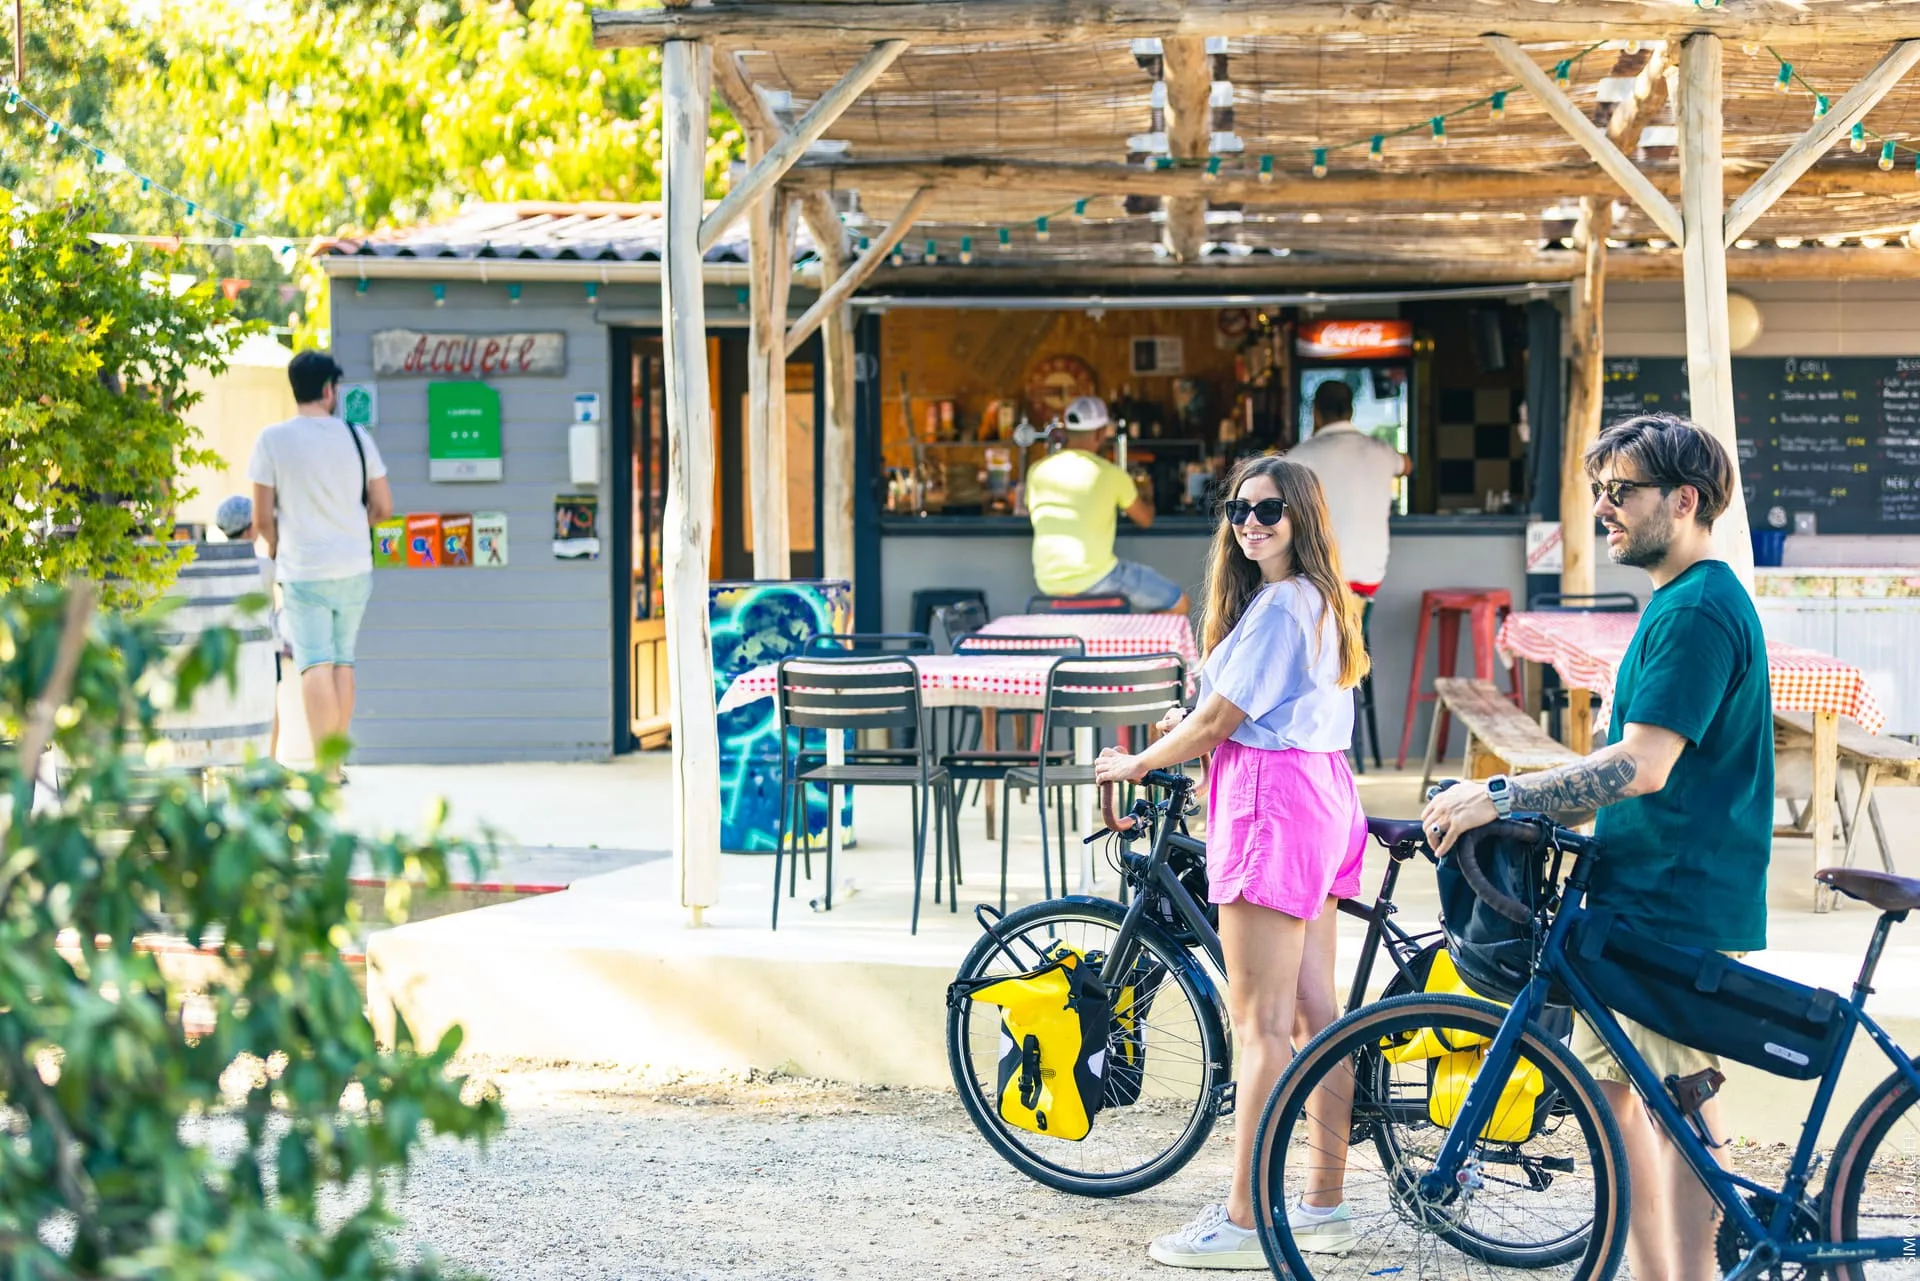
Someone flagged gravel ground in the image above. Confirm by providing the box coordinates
[382,1060,1911,1281]
[384,1059,1238,1281]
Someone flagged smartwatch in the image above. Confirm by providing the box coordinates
[1486,774,1514,818]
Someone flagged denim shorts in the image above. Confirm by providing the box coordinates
[281,574,373,672]
[1087,558,1185,612]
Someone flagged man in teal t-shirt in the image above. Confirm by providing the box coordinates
[1421,412,1771,1281]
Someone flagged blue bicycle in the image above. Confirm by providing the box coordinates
[1253,814,1920,1280]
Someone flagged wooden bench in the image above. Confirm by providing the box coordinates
[1422,677,1582,792]
[1775,710,1920,888]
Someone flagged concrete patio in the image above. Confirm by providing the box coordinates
[337,747,1920,1147]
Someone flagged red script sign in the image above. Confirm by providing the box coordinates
[371,329,566,377]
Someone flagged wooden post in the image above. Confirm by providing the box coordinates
[698,40,906,253]
[1561,197,1608,598]
[660,39,723,921]
[748,177,795,579]
[1161,37,1211,263]
[1810,710,1840,910]
[1724,40,1920,246]
[785,186,934,355]
[807,207,859,584]
[1678,33,1756,589]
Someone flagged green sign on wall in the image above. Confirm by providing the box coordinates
[428,381,503,482]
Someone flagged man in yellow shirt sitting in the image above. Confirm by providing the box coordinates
[1026,396,1189,615]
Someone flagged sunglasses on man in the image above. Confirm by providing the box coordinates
[1589,478,1671,506]
[1224,498,1289,527]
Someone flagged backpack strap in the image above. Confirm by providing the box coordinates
[342,420,368,509]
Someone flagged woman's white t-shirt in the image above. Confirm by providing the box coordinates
[1198,578,1355,753]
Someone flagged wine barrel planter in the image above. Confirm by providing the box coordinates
[151,541,276,769]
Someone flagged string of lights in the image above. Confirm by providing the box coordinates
[2,81,250,234]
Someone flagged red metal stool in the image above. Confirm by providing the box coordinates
[1395,587,1516,769]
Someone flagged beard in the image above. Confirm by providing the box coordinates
[1608,508,1675,568]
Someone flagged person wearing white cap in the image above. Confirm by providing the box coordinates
[1025,395,1189,614]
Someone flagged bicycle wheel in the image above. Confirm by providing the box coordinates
[1253,994,1628,1281]
[1822,1057,1920,1279]
[1350,949,1592,1269]
[947,897,1230,1197]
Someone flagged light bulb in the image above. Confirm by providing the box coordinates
[1430,116,1447,146]
[1035,217,1049,242]
[1774,62,1793,93]
[1554,60,1572,90]
[1851,122,1867,153]
[1311,148,1327,178]
[998,227,1011,247]
[1881,141,1897,171]
[4,90,17,114]
[924,239,937,264]
[1369,135,1384,163]
[1258,154,1274,183]
[1203,156,1221,183]
[959,236,972,264]
[1490,92,1506,121]
[1814,94,1829,120]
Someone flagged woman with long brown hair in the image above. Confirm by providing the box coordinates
[1095,455,1368,1269]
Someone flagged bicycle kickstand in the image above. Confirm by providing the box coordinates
[1665,1068,1728,1151]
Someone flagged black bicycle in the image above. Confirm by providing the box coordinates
[945,767,1448,1198]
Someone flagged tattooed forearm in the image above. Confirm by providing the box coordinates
[1510,748,1640,822]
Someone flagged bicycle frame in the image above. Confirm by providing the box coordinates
[1089,779,1439,1017]
[1424,845,1920,1274]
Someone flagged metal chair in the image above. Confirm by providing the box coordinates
[1351,597,1383,774]
[941,634,1087,861]
[910,588,988,638]
[1025,592,1132,615]
[933,601,988,653]
[773,656,955,934]
[1002,653,1186,903]
[806,631,936,656]
[1525,591,1640,742]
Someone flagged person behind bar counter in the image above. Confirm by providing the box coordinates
[1025,396,1190,615]
[1286,379,1411,600]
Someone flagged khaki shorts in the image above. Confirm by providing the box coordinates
[1570,951,1748,1086]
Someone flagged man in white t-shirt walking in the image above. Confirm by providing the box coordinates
[1287,379,1411,599]
[247,351,393,773]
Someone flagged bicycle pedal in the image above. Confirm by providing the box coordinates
[1211,1080,1237,1118]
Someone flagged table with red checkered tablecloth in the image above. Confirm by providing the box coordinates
[717,654,1065,714]
[1497,608,1888,911]
[1497,610,1887,734]
[974,612,1201,672]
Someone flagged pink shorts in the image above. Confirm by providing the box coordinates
[1206,739,1365,920]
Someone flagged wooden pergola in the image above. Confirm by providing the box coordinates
[592,1,1920,917]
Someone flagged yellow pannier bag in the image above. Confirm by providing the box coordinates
[966,945,1111,1141]
[1379,947,1544,1144]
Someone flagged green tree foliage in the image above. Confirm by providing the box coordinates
[0,202,245,599]
[0,582,503,1275]
[3,1,744,338]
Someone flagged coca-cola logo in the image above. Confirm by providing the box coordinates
[1297,320,1414,357]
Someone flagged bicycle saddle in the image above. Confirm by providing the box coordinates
[1367,817,1427,848]
[1816,867,1920,913]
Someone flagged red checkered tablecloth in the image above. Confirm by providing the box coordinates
[976,613,1200,670]
[1498,610,1887,734]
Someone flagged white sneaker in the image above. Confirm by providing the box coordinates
[1288,1200,1357,1256]
[1147,1203,1267,1270]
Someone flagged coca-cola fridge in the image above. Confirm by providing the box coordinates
[1295,319,1414,516]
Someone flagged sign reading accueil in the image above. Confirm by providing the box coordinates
[372,329,566,378]
[428,381,503,482]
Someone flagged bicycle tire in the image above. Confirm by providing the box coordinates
[1253,993,1628,1281]
[1822,1054,1920,1279]
[946,896,1231,1198]
[1353,948,1592,1268]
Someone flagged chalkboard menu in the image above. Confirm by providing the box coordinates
[1599,356,1920,535]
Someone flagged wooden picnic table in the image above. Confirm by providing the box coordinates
[1497,609,1889,911]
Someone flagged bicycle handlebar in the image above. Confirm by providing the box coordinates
[1451,818,1598,924]
[1096,769,1193,832]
